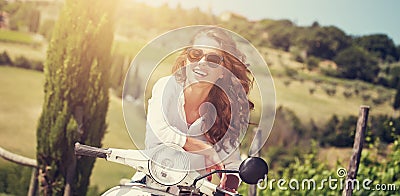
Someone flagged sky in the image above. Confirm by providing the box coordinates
[136,0,400,45]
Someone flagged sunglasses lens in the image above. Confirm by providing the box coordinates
[205,54,222,67]
[187,49,203,62]
[187,48,223,68]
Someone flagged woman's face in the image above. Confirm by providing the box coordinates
[185,36,225,85]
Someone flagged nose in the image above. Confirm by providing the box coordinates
[198,57,208,67]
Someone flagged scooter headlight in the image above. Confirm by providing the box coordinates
[149,144,190,186]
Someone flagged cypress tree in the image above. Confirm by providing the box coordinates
[36,0,115,195]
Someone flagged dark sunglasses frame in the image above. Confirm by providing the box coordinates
[187,48,224,68]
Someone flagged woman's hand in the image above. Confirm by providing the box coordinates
[219,174,240,194]
[204,149,225,181]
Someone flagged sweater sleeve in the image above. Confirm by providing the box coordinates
[146,77,187,147]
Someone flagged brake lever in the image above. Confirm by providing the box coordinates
[215,186,241,196]
[192,169,239,187]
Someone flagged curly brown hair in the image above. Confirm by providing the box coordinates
[172,27,254,152]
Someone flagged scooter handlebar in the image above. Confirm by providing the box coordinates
[74,142,110,159]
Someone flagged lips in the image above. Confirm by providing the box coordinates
[192,67,208,77]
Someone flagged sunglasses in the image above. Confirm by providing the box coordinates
[187,48,223,68]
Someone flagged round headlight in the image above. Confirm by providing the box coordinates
[149,144,190,186]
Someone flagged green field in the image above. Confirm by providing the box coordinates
[0,30,36,45]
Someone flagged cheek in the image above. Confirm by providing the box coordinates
[210,68,224,79]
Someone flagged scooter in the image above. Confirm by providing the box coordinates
[74,142,268,196]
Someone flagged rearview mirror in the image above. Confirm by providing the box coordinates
[239,157,268,184]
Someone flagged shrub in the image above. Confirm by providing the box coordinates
[361,93,371,101]
[309,87,316,95]
[372,97,386,105]
[0,164,31,195]
[322,84,336,96]
[284,67,298,78]
[283,80,291,87]
[0,51,12,65]
[343,89,353,98]
[10,55,43,71]
[306,56,319,71]
[13,56,31,69]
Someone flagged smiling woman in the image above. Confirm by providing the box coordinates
[140,27,254,194]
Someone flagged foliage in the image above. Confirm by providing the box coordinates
[318,115,356,147]
[3,1,40,32]
[38,19,55,41]
[322,84,337,96]
[334,46,379,83]
[369,115,400,144]
[296,26,351,60]
[355,34,399,62]
[35,0,115,195]
[356,137,400,195]
[0,51,11,65]
[13,55,42,71]
[306,56,320,71]
[240,136,400,195]
[0,164,31,196]
[265,20,296,51]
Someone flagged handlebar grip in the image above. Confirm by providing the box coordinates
[74,142,110,159]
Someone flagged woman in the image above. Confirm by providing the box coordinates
[144,27,254,193]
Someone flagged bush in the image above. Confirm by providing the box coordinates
[283,80,291,87]
[372,97,386,105]
[343,89,353,98]
[11,55,43,71]
[334,46,379,83]
[284,67,298,78]
[0,51,12,65]
[0,164,31,195]
[369,115,400,143]
[306,56,319,71]
[13,56,31,69]
[361,93,371,101]
[322,84,336,96]
[309,87,316,95]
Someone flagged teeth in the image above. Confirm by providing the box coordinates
[193,68,207,77]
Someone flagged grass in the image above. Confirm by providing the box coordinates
[274,77,395,124]
[0,30,35,45]
[0,66,43,158]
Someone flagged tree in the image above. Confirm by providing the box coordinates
[355,34,399,62]
[296,26,351,60]
[334,46,379,82]
[266,20,296,51]
[36,0,115,195]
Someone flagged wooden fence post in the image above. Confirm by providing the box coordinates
[342,106,370,196]
[248,127,262,196]
[28,168,38,196]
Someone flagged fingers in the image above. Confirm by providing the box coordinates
[219,173,227,188]
[206,167,213,181]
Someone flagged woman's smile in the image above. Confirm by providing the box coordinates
[192,66,208,78]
